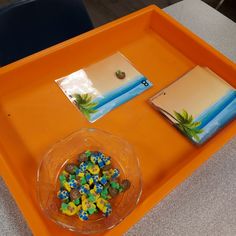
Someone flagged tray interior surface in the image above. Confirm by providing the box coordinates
[0,7,235,236]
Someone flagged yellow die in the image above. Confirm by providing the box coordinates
[96,198,108,212]
[63,181,71,192]
[62,202,79,216]
[82,198,96,212]
[88,165,100,175]
[78,172,85,177]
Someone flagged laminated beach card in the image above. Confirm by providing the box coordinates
[150,66,236,145]
[55,52,152,122]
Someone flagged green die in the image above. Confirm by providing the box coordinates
[81,176,87,185]
[88,207,97,215]
[73,198,80,205]
[110,181,120,190]
[85,150,92,157]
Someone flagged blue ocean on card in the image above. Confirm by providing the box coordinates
[90,75,152,122]
[194,90,236,143]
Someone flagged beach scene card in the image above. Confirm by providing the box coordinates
[56,52,152,122]
[150,66,236,145]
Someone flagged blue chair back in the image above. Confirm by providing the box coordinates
[0,0,93,66]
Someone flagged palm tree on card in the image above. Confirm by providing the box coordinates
[74,94,98,120]
[158,108,204,142]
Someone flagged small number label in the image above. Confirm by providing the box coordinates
[141,80,149,87]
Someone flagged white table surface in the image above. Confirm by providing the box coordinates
[0,1,235,235]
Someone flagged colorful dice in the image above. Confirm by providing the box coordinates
[92,174,99,183]
[78,185,90,195]
[99,176,108,185]
[57,189,69,200]
[60,202,78,216]
[68,179,78,188]
[88,164,100,175]
[103,156,111,165]
[80,162,88,172]
[104,204,112,217]
[97,158,105,168]
[57,150,131,222]
[62,181,71,192]
[90,155,99,164]
[85,173,93,185]
[111,168,120,179]
[82,198,96,215]
[96,198,108,213]
[78,209,89,221]
[94,183,103,194]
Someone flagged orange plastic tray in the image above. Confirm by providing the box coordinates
[0,5,235,236]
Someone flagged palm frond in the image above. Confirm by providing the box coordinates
[182,109,188,120]
[174,110,204,142]
[73,93,98,120]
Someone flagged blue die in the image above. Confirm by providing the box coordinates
[94,183,103,194]
[99,153,103,158]
[85,173,94,185]
[92,174,99,183]
[80,162,88,172]
[68,179,77,188]
[78,185,89,195]
[79,210,89,221]
[99,176,107,185]
[57,190,69,200]
[103,156,111,165]
[99,153,106,160]
[75,168,82,175]
[97,159,105,168]
[112,168,120,179]
[104,204,112,217]
[85,173,92,181]
[90,155,99,164]
[111,169,120,179]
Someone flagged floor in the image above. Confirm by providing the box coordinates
[203,0,236,22]
[83,0,236,26]
[83,0,181,26]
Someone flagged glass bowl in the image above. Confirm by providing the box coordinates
[37,128,142,234]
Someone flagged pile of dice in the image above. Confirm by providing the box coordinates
[57,150,131,221]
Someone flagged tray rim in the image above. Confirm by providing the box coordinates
[0,5,235,236]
